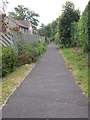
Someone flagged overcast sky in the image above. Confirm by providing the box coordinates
[6,0,89,26]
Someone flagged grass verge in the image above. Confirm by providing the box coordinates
[59,47,88,98]
[0,63,35,106]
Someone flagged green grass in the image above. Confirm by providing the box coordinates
[0,63,35,105]
[60,47,88,98]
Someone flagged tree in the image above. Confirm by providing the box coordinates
[9,5,39,29]
[59,1,80,47]
[38,23,46,36]
[44,24,52,38]
[38,23,52,38]
[57,16,61,42]
[38,18,58,40]
[50,19,58,39]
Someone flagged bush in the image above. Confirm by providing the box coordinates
[16,40,46,66]
[2,40,47,76]
[2,46,16,76]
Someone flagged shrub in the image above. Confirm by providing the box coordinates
[37,41,46,54]
[2,39,46,76]
[2,46,16,76]
[16,40,46,66]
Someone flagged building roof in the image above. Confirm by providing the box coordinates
[6,16,30,29]
[16,20,30,29]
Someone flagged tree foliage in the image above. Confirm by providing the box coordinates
[50,19,58,39]
[38,24,46,36]
[38,23,51,38]
[59,1,80,47]
[57,16,61,41]
[70,1,90,52]
[44,24,52,38]
[38,18,58,40]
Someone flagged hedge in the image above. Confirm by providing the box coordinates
[2,46,16,76]
[70,1,90,52]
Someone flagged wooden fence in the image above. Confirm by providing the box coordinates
[0,32,13,47]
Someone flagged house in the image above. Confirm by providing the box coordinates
[0,14,32,33]
[7,18,32,33]
[16,20,32,33]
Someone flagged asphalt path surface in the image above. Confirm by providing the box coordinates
[2,43,88,118]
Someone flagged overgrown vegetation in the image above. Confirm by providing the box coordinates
[1,39,47,103]
[2,40,47,77]
[17,40,46,66]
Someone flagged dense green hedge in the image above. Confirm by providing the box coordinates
[2,46,16,76]
[70,1,90,52]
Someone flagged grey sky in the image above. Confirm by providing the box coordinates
[6,0,89,26]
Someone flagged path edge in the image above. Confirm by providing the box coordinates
[0,63,37,110]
